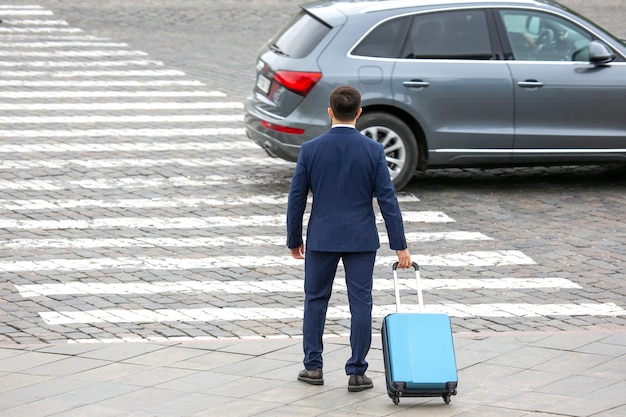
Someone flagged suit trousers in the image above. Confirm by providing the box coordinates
[303,250,377,376]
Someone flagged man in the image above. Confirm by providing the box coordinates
[287,85,412,392]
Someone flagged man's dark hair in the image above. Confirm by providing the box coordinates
[329,86,361,121]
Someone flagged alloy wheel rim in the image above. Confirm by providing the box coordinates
[360,125,406,180]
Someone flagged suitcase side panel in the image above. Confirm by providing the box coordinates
[383,313,458,392]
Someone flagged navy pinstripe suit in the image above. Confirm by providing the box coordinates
[287,126,407,376]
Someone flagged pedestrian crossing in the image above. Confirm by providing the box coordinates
[1,5,624,344]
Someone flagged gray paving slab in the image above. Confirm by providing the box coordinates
[0,329,624,417]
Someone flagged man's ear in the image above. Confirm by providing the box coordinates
[356,108,363,119]
[328,107,334,119]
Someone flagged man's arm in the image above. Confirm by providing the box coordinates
[374,146,412,268]
[286,151,309,255]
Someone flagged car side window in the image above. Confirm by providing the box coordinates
[403,10,493,60]
[351,16,411,58]
[499,10,593,61]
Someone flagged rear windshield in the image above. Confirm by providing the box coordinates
[270,10,331,58]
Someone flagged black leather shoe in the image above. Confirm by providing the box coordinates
[348,374,373,392]
[298,368,324,385]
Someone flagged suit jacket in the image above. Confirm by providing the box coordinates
[287,126,407,252]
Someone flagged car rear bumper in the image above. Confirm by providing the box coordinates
[244,95,327,162]
[244,112,302,162]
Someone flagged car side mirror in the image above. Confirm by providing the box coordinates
[588,40,615,64]
[525,16,541,35]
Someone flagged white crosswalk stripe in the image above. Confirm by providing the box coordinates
[0,232,482,249]
[0,42,130,48]
[0,19,68,25]
[0,129,246,137]
[0,28,80,33]
[0,114,243,123]
[0,141,253,152]
[39,303,626,326]
[0,211,454,229]
[0,79,203,86]
[1,5,620,343]
[15,278,581,298]
[0,194,419,210]
[0,251,535,273]
[0,90,225,97]
[0,156,280,171]
[0,102,243,110]
[0,50,147,57]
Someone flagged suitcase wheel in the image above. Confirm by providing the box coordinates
[393,393,401,405]
[443,394,451,404]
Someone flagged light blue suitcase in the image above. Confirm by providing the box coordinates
[381,262,458,405]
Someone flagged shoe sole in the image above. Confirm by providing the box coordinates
[348,383,373,392]
[298,376,324,385]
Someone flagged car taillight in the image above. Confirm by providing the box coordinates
[274,71,322,96]
[261,120,305,135]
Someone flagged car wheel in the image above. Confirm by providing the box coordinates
[357,112,418,191]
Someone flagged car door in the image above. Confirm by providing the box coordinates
[391,9,515,166]
[498,9,626,163]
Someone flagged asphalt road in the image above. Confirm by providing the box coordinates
[0,0,624,345]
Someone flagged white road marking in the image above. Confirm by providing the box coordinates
[0,102,243,110]
[15,277,581,298]
[0,251,535,272]
[0,90,225,97]
[0,42,129,48]
[0,114,242,123]
[0,70,189,80]
[0,69,186,78]
[0,193,418,210]
[0,28,81,33]
[0,19,68,25]
[0,80,203,86]
[0,211,451,229]
[0,156,289,170]
[0,128,245,137]
[0,50,147,57]
[0,231,484,250]
[0,35,106,41]
[0,60,166,67]
[0,140,252,152]
[0,176,237,190]
[0,10,54,16]
[38,302,625,325]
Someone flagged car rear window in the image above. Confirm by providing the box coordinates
[270,11,331,59]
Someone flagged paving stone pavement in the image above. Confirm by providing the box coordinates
[0,1,624,415]
[1,330,625,416]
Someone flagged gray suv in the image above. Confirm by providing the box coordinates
[245,0,626,190]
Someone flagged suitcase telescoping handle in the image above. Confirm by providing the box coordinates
[392,262,424,313]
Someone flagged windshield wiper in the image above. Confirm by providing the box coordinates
[270,43,289,57]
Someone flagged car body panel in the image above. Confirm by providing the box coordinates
[509,61,626,162]
[392,59,515,165]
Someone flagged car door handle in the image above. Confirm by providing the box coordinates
[403,80,430,88]
[518,80,544,88]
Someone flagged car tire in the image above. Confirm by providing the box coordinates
[357,112,418,191]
